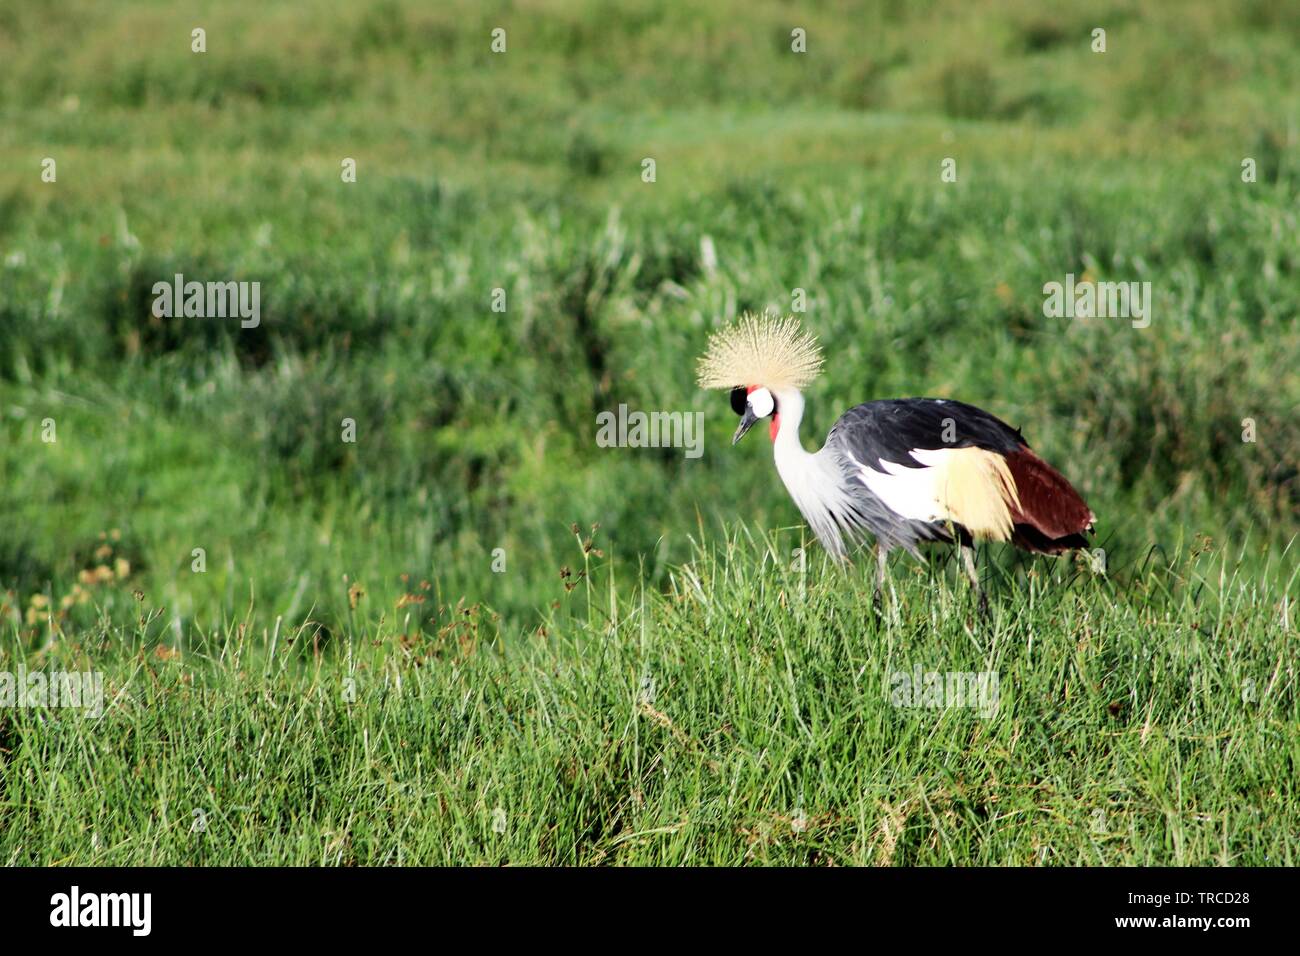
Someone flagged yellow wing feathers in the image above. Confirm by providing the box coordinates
[929,446,1022,542]
[862,446,1023,542]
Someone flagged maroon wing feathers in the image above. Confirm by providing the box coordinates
[1004,446,1095,554]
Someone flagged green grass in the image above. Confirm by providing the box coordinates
[0,0,1297,864]
[3,532,1296,865]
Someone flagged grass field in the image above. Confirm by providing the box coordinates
[0,0,1297,865]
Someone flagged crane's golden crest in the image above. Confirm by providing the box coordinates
[696,312,824,391]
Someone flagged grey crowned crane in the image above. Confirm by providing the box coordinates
[698,313,1096,611]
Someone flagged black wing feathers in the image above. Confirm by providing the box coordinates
[828,398,1025,468]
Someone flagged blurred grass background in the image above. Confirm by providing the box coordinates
[0,0,1296,639]
[1,0,1299,867]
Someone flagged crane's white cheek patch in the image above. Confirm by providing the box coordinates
[748,387,775,418]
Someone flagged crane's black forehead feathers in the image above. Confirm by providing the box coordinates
[729,387,747,416]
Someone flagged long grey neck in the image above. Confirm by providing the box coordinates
[772,389,816,458]
[768,388,861,561]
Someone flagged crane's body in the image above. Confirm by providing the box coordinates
[699,314,1095,609]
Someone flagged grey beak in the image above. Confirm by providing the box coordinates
[732,407,759,445]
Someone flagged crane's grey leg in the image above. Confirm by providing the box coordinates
[873,542,889,615]
[960,543,989,619]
